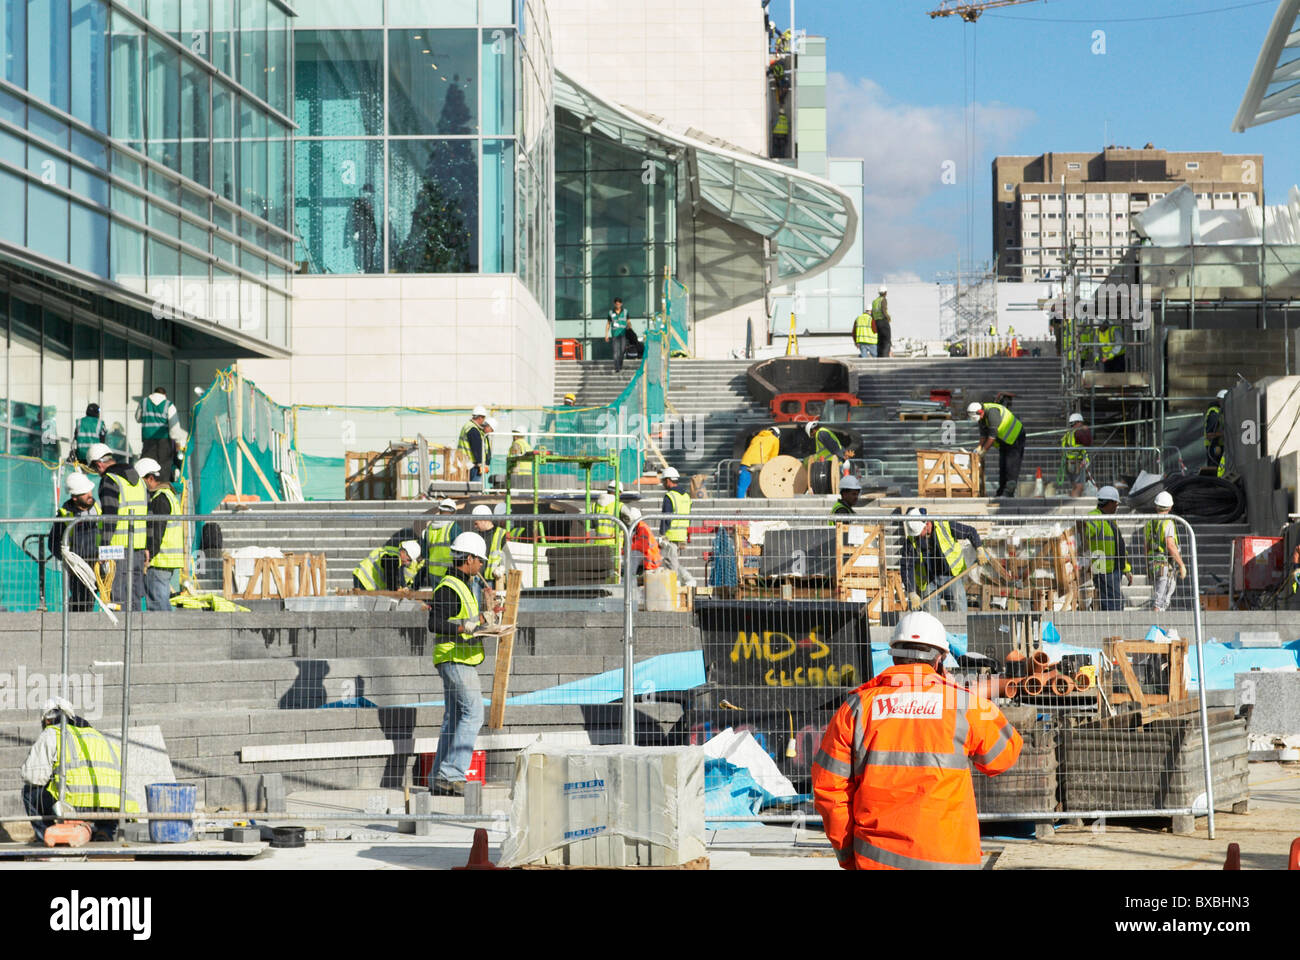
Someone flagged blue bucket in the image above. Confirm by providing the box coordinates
[145,782,197,843]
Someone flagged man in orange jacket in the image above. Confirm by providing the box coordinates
[812,611,1022,869]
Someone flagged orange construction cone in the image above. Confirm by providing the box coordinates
[452,827,501,870]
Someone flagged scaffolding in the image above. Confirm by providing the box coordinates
[937,263,998,347]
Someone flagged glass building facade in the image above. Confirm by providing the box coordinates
[0,0,293,461]
[292,0,553,312]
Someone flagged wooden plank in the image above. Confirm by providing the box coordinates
[1109,640,1148,708]
[241,730,601,764]
[488,569,524,730]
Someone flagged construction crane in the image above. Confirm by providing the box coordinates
[928,0,1045,22]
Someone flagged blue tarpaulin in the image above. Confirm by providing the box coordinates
[704,757,808,830]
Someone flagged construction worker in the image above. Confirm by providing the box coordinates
[807,420,853,464]
[458,406,490,482]
[1060,412,1091,497]
[353,540,422,592]
[870,285,892,358]
[21,697,138,843]
[470,504,512,586]
[72,404,106,465]
[1098,319,1126,372]
[85,443,147,611]
[50,473,100,612]
[508,426,532,463]
[427,531,491,797]
[771,108,790,157]
[832,475,862,516]
[562,392,577,407]
[812,612,1023,870]
[1081,485,1131,612]
[852,308,878,359]
[1145,491,1186,613]
[423,498,461,586]
[659,466,691,546]
[136,457,184,611]
[737,427,779,498]
[605,297,629,373]
[623,506,662,577]
[482,417,497,479]
[136,386,180,480]
[900,507,987,614]
[969,400,1026,498]
[1204,389,1227,477]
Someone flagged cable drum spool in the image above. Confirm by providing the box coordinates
[757,455,807,498]
[1163,475,1246,525]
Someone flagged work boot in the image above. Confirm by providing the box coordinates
[431,780,466,797]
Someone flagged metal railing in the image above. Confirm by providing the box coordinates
[1018,445,1164,490]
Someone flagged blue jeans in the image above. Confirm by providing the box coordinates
[434,661,484,783]
[23,784,118,842]
[736,467,755,498]
[145,565,175,610]
[1093,571,1122,611]
[858,343,876,358]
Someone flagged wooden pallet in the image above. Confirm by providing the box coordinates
[1100,636,1188,710]
[917,449,984,498]
[222,552,327,600]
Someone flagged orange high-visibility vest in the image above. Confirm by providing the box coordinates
[812,663,1022,870]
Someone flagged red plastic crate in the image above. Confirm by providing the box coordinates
[1233,536,1283,592]
[417,749,487,786]
[555,338,583,360]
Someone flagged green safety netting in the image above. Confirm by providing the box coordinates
[0,453,85,612]
[665,276,691,358]
[186,318,673,509]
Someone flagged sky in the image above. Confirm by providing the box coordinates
[784,0,1300,283]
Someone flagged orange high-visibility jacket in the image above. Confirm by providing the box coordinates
[812,663,1022,870]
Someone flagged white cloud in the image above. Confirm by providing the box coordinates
[827,72,1036,278]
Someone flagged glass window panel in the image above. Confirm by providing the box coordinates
[180,214,207,252]
[101,332,128,459]
[0,126,21,166]
[112,183,145,221]
[73,322,100,445]
[127,340,149,456]
[211,80,236,201]
[152,353,173,410]
[212,231,235,264]
[27,183,69,263]
[0,87,24,123]
[148,201,179,238]
[180,186,208,219]
[481,0,513,24]
[239,0,266,103]
[389,0,477,25]
[294,30,383,137]
[70,164,109,207]
[267,118,288,229]
[174,360,190,427]
[210,203,232,231]
[388,29,477,136]
[211,265,238,326]
[266,5,287,115]
[481,139,513,272]
[28,106,69,149]
[481,28,513,135]
[210,0,234,76]
[590,168,648,245]
[240,245,264,277]
[69,202,110,277]
[113,148,144,187]
[1,1,26,87]
[147,0,180,36]
[28,0,70,111]
[9,298,42,455]
[292,0,383,27]
[70,129,108,170]
[181,251,207,279]
[388,138,478,274]
[70,0,109,131]
[146,37,181,172]
[294,138,383,274]
[180,0,209,58]
[149,235,179,278]
[111,219,146,290]
[239,99,267,219]
[110,12,145,149]
[180,56,210,187]
[239,278,265,337]
[42,309,73,461]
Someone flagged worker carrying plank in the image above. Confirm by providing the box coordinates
[968,400,1026,498]
[899,507,988,613]
[812,612,1022,870]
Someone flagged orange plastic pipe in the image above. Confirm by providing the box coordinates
[1030,650,1052,674]
[1051,674,1075,696]
[1074,671,1093,691]
[1022,675,1045,696]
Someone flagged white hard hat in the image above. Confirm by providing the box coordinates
[606,480,619,492]
[472,405,488,418]
[42,697,76,720]
[493,502,507,516]
[437,498,457,512]
[1067,413,1084,425]
[484,417,498,431]
[1154,491,1174,510]
[904,507,928,538]
[472,504,493,516]
[451,531,488,561]
[839,475,861,491]
[511,426,525,435]
[661,466,680,481]
[878,284,888,294]
[624,507,643,525]
[804,420,819,436]
[399,540,422,562]
[1096,485,1120,503]
[86,443,113,464]
[1216,389,1227,400]
[889,612,951,658]
[65,473,94,497]
[597,492,615,507]
[967,402,983,421]
[133,457,162,478]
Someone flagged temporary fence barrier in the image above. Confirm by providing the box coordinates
[631,509,1222,837]
[711,457,887,498]
[0,506,1230,840]
[1018,445,1164,493]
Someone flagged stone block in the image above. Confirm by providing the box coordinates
[1236,672,1300,736]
